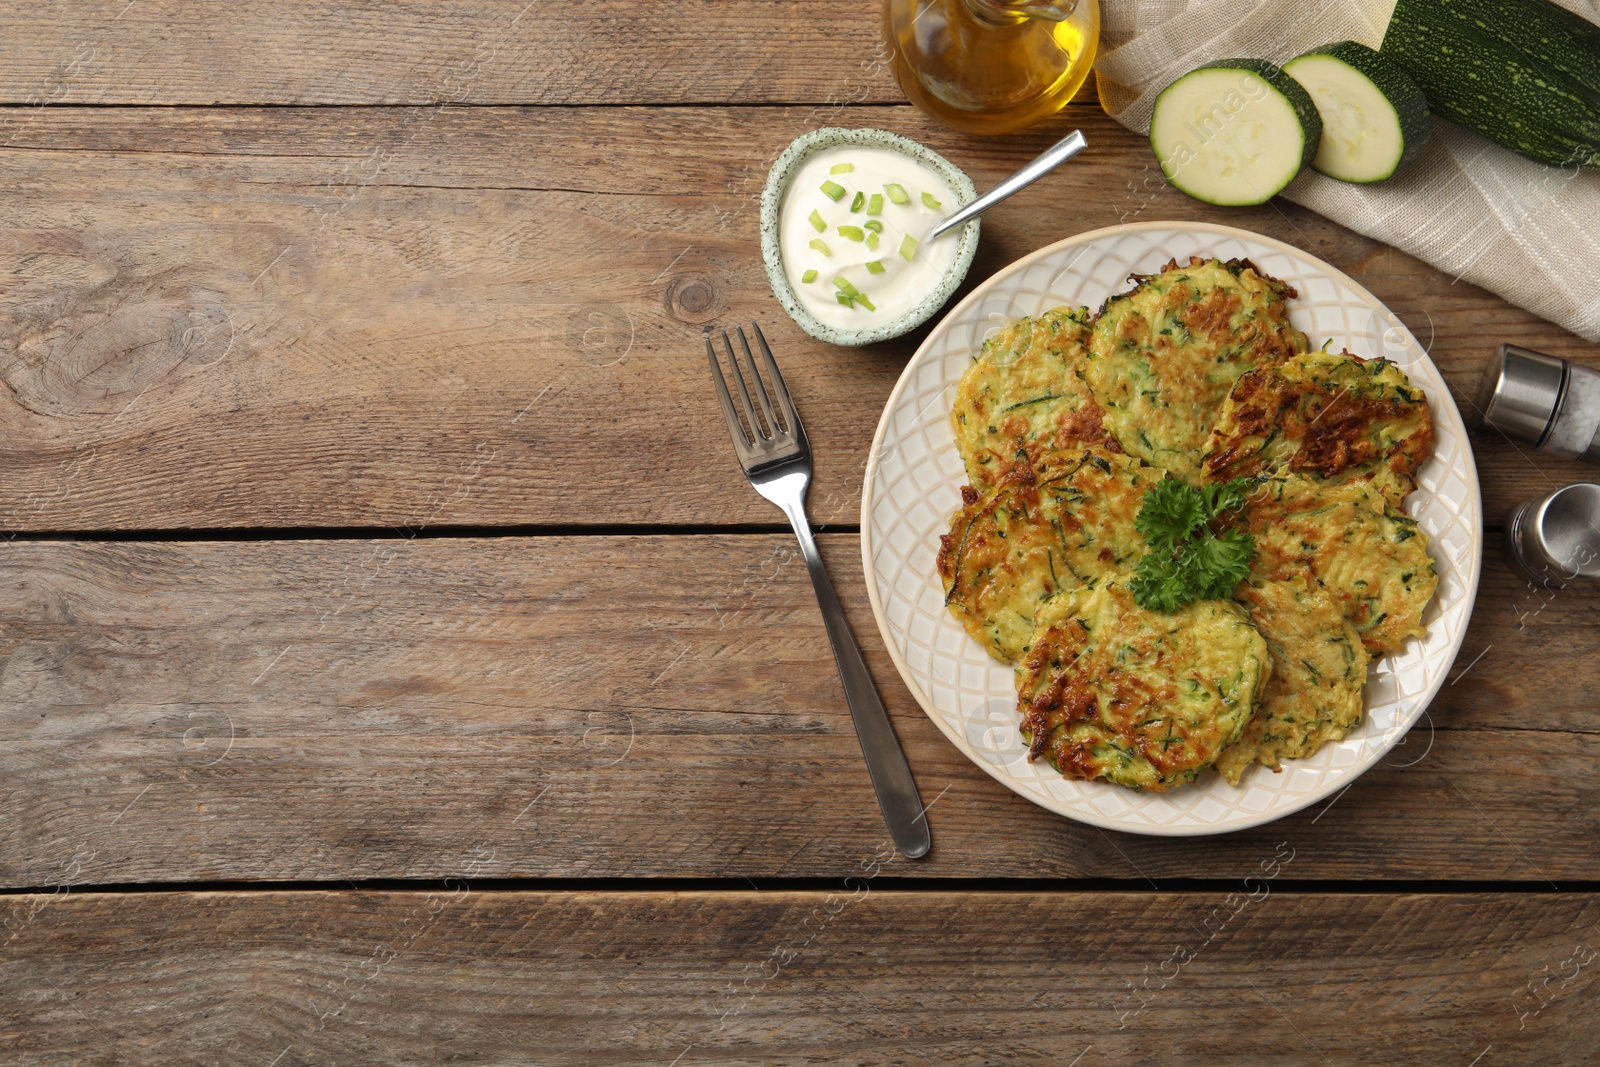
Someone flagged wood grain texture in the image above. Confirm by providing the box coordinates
[3,533,1594,887]
[0,104,1588,531]
[0,6,1589,1058]
[4,888,1598,1065]
[0,1,899,107]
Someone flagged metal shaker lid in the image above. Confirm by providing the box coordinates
[1477,344,1567,446]
[1507,482,1600,586]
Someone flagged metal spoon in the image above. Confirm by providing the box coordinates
[928,129,1088,242]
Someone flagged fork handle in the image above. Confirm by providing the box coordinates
[777,501,932,859]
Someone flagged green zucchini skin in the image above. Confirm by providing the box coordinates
[1381,0,1600,167]
[1411,0,1600,100]
[1285,41,1433,181]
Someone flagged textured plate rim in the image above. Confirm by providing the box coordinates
[859,219,1484,837]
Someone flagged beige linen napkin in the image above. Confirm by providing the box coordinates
[1095,0,1600,343]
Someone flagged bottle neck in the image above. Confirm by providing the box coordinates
[963,0,1080,25]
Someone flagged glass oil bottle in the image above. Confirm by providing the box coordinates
[884,0,1100,136]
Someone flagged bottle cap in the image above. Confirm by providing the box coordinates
[1506,482,1600,587]
[1477,344,1568,446]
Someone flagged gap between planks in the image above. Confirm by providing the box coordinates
[0,876,1594,897]
[3,523,864,542]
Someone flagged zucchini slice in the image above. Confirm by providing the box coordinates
[1284,41,1432,183]
[1150,59,1323,206]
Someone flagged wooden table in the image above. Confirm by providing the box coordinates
[3,4,1598,1063]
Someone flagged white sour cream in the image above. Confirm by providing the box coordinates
[778,145,960,331]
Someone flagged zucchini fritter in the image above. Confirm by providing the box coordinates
[951,306,1120,492]
[937,448,1162,663]
[1213,576,1371,784]
[1203,348,1435,508]
[1244,474,1436,654]
[934,250,1444,793]
[1016,582,1269,791]
[1085,257,1309,483]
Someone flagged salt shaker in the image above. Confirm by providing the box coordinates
[1476,344,1600,463]
[1505,483,1600,587]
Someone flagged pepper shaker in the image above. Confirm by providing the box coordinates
[1476,344,1600,463]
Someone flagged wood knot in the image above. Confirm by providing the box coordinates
[664,273,722,325]
[5,283,235,417]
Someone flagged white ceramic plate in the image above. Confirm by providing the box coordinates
[860,221,1482,836]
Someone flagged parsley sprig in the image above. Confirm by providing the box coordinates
[1129,478,1256,612]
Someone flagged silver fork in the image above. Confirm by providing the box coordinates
[706,323,930,859]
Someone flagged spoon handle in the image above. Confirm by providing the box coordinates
[928,129,1088,241]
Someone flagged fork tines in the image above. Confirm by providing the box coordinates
[706,323,805,468]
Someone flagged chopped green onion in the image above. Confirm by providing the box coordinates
[830,162,855,174]
[808,209,826,233]
[866,260,885,275]
[921,191,942,209]
[855,294,877,311]
[899,234,918,261]
[863,219,883,233]
[865,232,880,251]
[884,183,911,205]
[820,180,847,201]
[850,191,865,212]
[801,268,818,283]
[836,292,854,306]
[867,193,883,215]
[810,238,831,256]
[837,225,866,242]
[834,276,860,297]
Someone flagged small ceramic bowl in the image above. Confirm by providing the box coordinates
[760,127,980,347]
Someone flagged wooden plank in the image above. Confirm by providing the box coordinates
[0,102,1580,531]
[2,532,1595,887]
[0,1,898,107]
[0,105,1584,532]
[3,889,1596,1064]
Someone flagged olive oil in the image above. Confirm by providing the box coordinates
[884,0,1100,136]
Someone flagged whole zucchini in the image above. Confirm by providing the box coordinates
[1381,0,1600,167]
[1415,0,1600,99]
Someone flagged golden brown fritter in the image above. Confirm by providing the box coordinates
[1213,575,1371,784]
[1244,474,1436,654]
[1203,348,1435,507]
[951,306,1121,492]
[1084,257,1309,483]
[937,448,1163,663]
[1016,581,1269,791]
